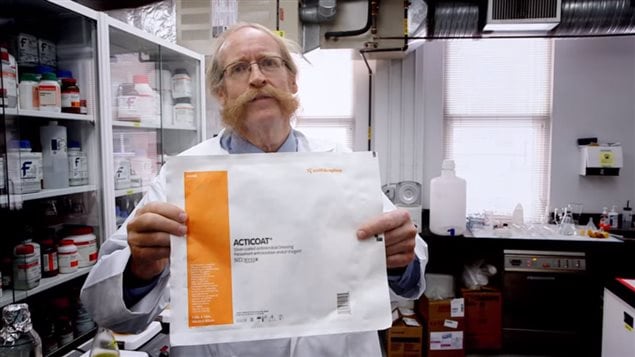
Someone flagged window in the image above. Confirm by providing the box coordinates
[444,39,553,222]
[293,49,354,150]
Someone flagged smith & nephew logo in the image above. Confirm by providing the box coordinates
[305,167,343,174]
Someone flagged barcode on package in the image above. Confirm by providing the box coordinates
[337,292,351,314]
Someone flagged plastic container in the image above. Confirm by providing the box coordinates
[623,201,632,229]
[608,205,619,229]
[65,226,97,268]
[7,140,42,194]
[116,83,140,120]
[512,203,524,225]
[40,121,69,189]
[68,141,88,186]
[173,97,194,127]
[429,159,467,236]
[40,239,58,278]
[171,68,192,99]
[57,240,78,274]
[38,72,61,112]
[13,243,41,290]
[1,46,18,108]
[133,74,159,124]
[0,155,5,195]
[61,78,81,113]
[21,226,40,273]
[18,73,40,110]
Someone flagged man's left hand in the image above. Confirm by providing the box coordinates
[357,209,417,269]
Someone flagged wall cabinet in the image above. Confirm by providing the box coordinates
[0,0,204,355]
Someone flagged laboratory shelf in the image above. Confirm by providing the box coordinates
[163,124,197,131]
[113,120,161,129]
[115,185,149,197]
[0,185,97,205]
[0,266,92,308]
[22,185,97,201]
[3,108,95,122]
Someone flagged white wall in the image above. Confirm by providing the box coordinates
[550,36,635,212]
[372,37,635,213]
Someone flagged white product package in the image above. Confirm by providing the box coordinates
[165,151,392,346]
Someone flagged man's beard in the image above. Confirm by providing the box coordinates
[221,85,299,133]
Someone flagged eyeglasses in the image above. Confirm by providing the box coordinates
[222,55,288,81]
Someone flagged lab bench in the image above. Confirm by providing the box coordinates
[420,229,634,356]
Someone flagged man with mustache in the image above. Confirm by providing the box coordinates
[81,22,428,356]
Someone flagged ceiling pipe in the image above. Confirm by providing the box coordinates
[300,0,337,24]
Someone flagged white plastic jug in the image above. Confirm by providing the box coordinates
[40,121,69,189]
[429,159,466,236]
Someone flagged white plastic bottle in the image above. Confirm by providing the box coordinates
[18,73,40,110]
[7,140,42,194]
[429,159,467,236]
[57,240,78,274]
[67,141,88,186]
[133,74,159,124]
[38,72,61,112]
[0,46,18,108]
[623,201,632,229]
[608,205,619,229]
[40,121,69,189]
[512,203,524,225]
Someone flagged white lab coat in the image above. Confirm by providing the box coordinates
[81,129,428,357]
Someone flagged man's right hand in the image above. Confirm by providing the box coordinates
[126,202,187,281]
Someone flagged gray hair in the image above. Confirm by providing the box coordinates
[206,22,299,96]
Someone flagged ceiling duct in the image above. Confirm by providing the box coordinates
[484,0,561,32]
[432,2,480,38]
[556,0,635,36]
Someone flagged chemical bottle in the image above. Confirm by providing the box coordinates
[68,141,88,186]
[599,207,610,231]
[18,72,40,110]
[40,121,69,189]
[0,304,43,357]
[512,203,524,225]
[12,243,41,290]
[57,239,78,274]
[89,327,120,357]
[429,159,467,236]
[0,45,18,108]
[61,78,81,113]
[133,74,159,124]
[38,72,61,112]
[623,200,633,229]
[171,68,192,99]
[7,140,42,194]
[608,206,619,229]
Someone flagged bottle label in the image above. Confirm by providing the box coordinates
[69,153,88,179]
[43,251,58,272]
[172,75,192,98]
[61,92,80,108]
[39,85,59,106]
[117,95,140,119]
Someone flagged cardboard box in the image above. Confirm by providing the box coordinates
[461,288,502,351]
[386,309,424,357]
[417,296,465,357]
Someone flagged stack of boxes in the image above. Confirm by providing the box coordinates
[385,287,502,356]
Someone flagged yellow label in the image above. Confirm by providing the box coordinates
[599,150,614,167]
[184,171,233,327]
[133,122,141,127]
[275,30,285,38]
